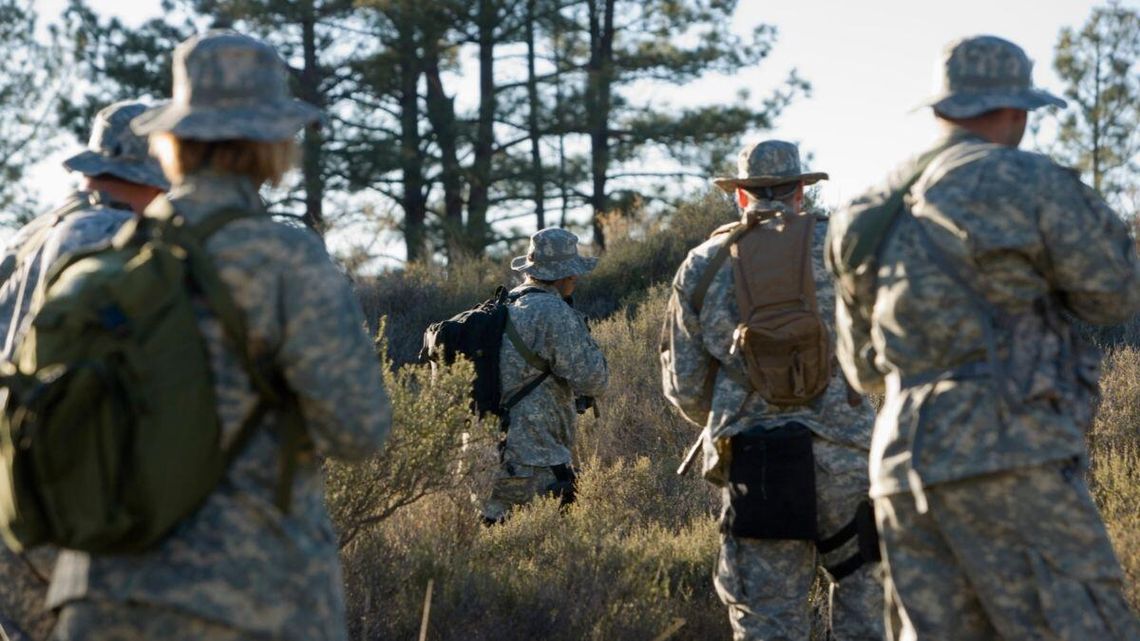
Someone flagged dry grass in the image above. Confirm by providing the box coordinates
[1088,347,1140,608]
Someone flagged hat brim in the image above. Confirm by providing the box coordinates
[131,99,321,141]
[62,150,171,190]
[510,254,599,281]
[713,172,829,194]
[918,88,1067,119]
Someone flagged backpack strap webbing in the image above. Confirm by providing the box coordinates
[173,207,310,513]
[499,288,554,428]
[687,220,765,391]
[691,222,754,314]
[817,499,881,581]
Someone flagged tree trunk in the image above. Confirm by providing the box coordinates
[585,0,615,248]
[299,2,325,233]
[525,0,546,230]
[423,45,465,261]
[397,14,427,262]
[465,0,497,255]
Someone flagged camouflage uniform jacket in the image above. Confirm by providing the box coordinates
[0,191,133,357]
[499,282,608,468]
[829,128,1140,498]
[46,172,393,641]
[661,201,875,485]
[0,191,132,641]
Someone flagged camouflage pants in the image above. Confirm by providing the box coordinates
[0,548,56,641]
[481,463,562,522]
[715,439,883,641]
[876,460,1140,641]
[50,600,265,641]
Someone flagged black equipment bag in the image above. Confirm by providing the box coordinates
[723,422,818,541]
[420,286,548,418]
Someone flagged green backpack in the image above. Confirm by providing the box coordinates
[0,204,304,554]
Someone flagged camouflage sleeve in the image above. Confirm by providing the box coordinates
[826,216,886,395]
[835,294,885,395]
[659,255,715,426]
[1038,166,1140,324]
[277,235,392,461]
[544,304,608,397]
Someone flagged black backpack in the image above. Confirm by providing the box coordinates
[420,286,551,422]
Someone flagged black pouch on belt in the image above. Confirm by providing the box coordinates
[723,421,818,541]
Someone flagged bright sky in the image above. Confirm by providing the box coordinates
[23,0,1133,249]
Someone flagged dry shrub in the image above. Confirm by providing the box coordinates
[340,457,728,641]
[335,284,728,639]
[575,191,736,318]
[1088,346,1140,609]
[326,321,495,549]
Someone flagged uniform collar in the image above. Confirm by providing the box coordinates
[159,170,266,224]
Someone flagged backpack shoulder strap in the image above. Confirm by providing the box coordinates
[500,288,554,414]
[860,141,957,272]
[691,221,752,314]
[173,206,308,511]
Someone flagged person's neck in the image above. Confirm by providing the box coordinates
[84,179,159,215]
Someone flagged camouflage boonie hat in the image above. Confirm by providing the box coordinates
[132,31,320,141]
[713,140,827,193]
[919,35,1066,118]
[511,228,598,281]
[62,101,170,190]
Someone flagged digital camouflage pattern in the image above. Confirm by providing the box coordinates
[661,199,875,484]
[829,114,1140,633]
[713,139,828,192]
[876,460,1140,640]
[0,193,133,357]
[51,600,259,641]
[661,138,881,638]
[485,281,607,518]
[131,31,321,142]
[0,191,134,641]
[509,227,599,282]
[46,172,393,641]
[482,464,562,523]
[61,101,169,190]
[830,127,1140,498]
[917,35,1066,118]
[716,440,882,641]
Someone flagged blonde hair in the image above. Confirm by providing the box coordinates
[150,133,298,186]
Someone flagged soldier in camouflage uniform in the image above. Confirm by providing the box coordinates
[827,35,1140,640]
[482,228,609,523]
[46,32,393,641]
[661,140,882,640]
[0,100,169,641]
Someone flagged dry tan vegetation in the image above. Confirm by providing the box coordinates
[1088,347,1140,608]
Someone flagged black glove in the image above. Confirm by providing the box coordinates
[574,395,595,415]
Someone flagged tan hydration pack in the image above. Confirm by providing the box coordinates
[694,209,832,406]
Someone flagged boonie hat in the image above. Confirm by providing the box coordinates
[132,31,320,141]
[511,228,598,281]
[713,140,827,193]
[62,101,170,190]
[918,35,1066,118]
